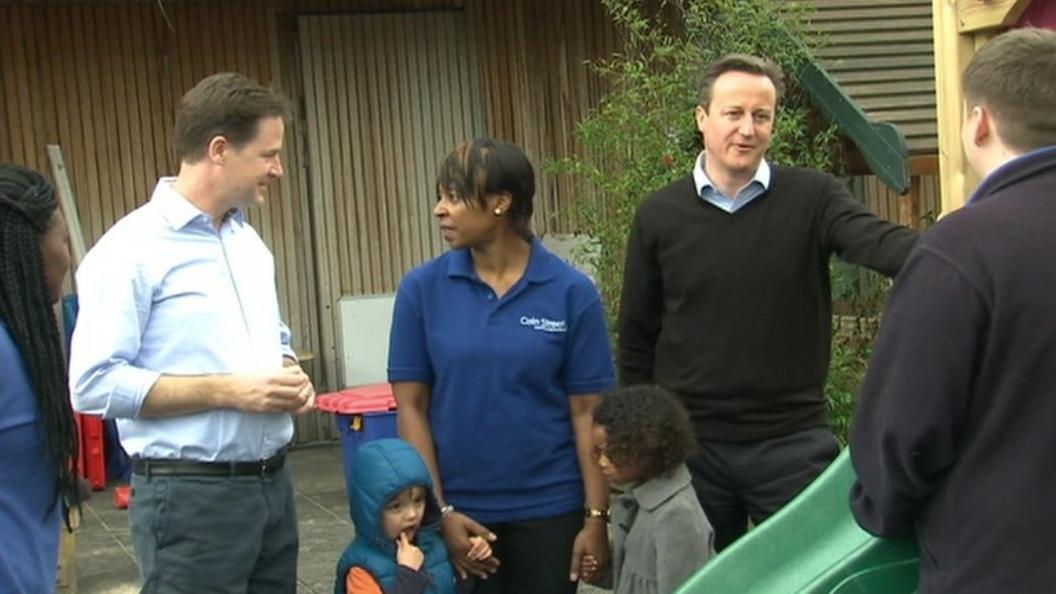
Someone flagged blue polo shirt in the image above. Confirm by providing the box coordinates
[0,322,61,593]
[388,239,615,523]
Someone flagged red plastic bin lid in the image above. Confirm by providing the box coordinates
[316,382,396,414]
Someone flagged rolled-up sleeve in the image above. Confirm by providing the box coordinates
[68,246,160,419]
[279,320,297,362]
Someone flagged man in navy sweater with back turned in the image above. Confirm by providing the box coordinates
[618,53,919,552]
[850,28,1056,594]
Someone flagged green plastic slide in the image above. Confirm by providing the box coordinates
[674,449,920,594]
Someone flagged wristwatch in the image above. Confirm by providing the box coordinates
[584,507,610,521]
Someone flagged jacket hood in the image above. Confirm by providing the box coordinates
[348,438,439,552]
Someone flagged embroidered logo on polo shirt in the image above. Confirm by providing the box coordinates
[520,316,567,333]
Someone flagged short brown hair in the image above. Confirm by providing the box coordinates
[435,138,536,241]
[963,28,1056,153]
[174,72,292,163]
[698,53,784,110]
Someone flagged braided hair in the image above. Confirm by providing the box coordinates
[0,163,79,513]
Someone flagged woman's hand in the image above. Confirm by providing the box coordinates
[440,511,500,580]
[569,519,609,582]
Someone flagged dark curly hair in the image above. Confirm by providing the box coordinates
[592,385,697,480]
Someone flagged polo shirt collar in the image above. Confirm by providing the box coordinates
[445,237,556,284]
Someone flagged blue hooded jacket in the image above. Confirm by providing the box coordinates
[335,439,454,594]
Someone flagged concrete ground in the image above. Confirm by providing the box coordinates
[73,443,609,594]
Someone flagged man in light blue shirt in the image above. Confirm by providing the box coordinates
[69,72,314,593]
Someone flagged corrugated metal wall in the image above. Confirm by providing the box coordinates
[291,1,617,395]
[469,0,617,232]
[0,0,617,442]
[802,0,937,155]
[298,10,487,400]
[300,10,485,297]
[0,0,316,366]
[1,0,927,442]
[0,0,466,443]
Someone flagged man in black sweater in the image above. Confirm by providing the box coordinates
[618,54,918,551]
[850,29,1056,594]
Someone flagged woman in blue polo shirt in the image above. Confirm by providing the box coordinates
[389,139,615,594]
[0,164,80,593]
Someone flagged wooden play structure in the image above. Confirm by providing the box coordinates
[932,0,1052,214]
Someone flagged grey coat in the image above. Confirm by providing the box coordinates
[609,464,715,594]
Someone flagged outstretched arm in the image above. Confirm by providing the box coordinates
[819,176,919,277]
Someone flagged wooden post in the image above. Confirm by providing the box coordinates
[47,145,88,266]
[899,175,923,230]
[46,145,85,593]
[932,1,1019,217]
[957,0,1033,32]
[56,513,78,593]
[932,0,978,216]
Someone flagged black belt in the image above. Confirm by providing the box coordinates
[131,451,286,477]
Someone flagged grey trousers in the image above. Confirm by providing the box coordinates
[129,466,298,594]
[686,426,840,552]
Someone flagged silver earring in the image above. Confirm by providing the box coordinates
[494,208,502,216]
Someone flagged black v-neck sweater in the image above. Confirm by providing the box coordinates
[618,165,918,441]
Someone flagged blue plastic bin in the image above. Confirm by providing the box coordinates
[316,384,398,496]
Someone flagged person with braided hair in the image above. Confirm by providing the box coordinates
[0,163,79,593]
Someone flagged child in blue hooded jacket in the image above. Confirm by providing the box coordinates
[336,438,491,594]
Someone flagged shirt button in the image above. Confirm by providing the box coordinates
[486,294,494,300]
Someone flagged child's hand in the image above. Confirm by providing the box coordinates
[578,554,600,583]
[396,532,424,570]
[466,535,492,561]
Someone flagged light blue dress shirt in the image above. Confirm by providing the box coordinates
[69,178,295,461]
[692,151,771,213]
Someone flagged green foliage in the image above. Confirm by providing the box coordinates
[551,0,840,330]
[826,263,888,444]
[553,0,891,441]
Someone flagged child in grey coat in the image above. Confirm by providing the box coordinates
[582,385,715,594]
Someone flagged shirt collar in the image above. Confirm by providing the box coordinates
[692,151,771,197]
[151,177,244,230]
[967,145,1056,206]
[446,237,556,284]
[622,464,694,511]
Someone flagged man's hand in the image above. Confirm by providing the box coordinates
[223,366,313,413]
[440,511,500,580]
[289,367,316,415]
[569,519,609,583]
